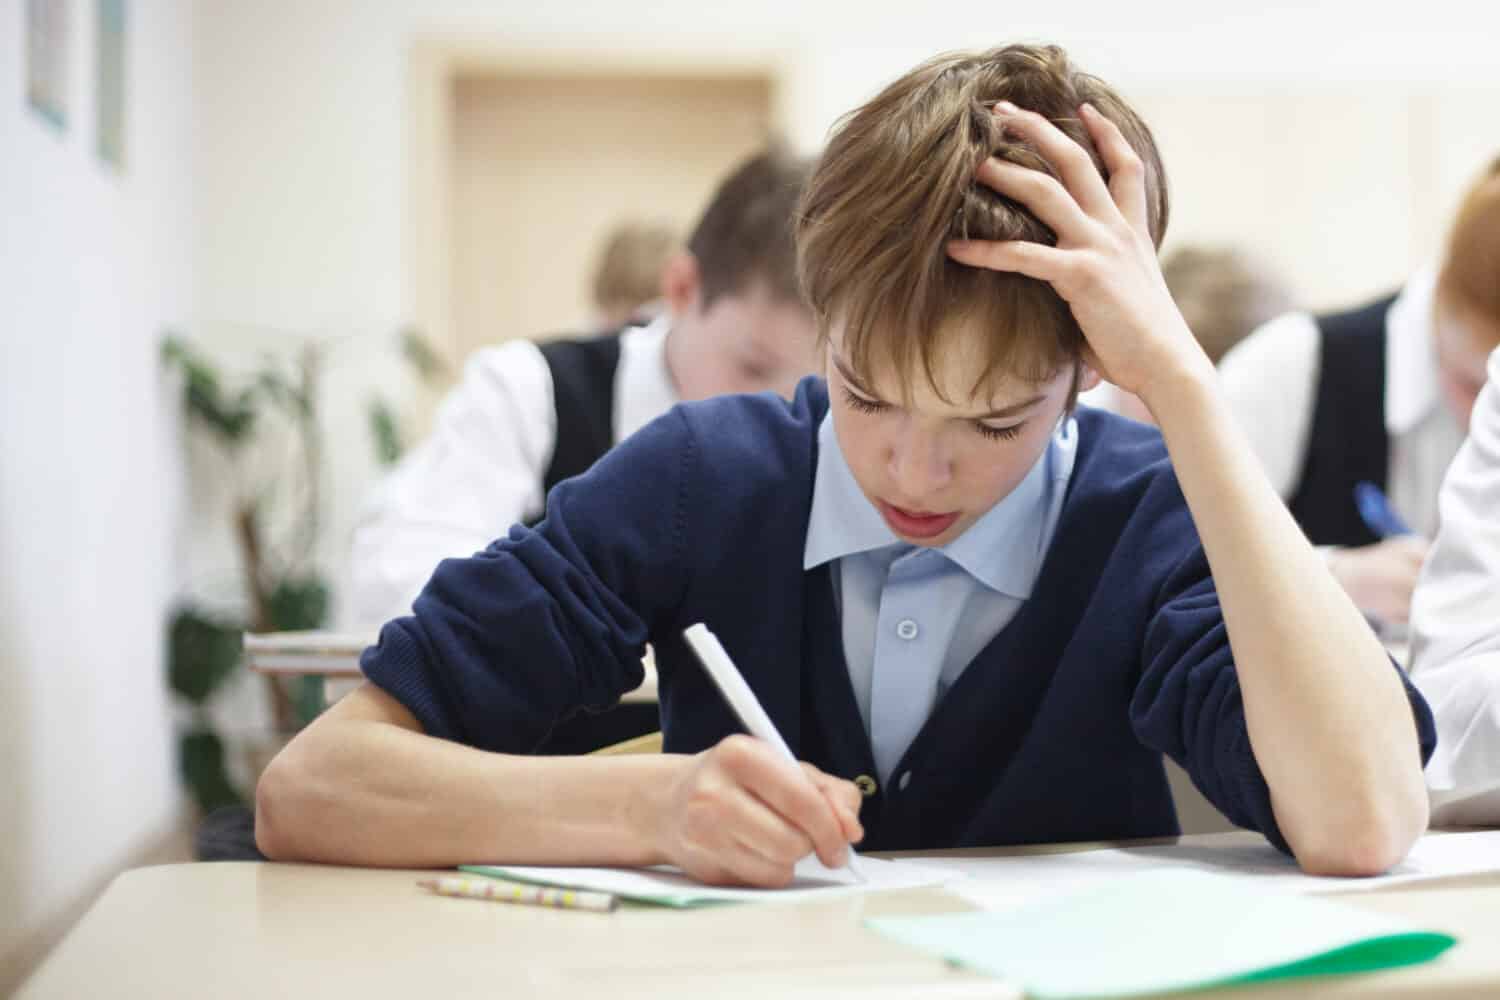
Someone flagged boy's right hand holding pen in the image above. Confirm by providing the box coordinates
[639,736,865,889]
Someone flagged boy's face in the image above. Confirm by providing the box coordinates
[826,323,1090,548]
[668,273,819,402]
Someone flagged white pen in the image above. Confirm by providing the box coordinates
[683,622,866,882]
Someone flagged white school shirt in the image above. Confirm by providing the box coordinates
[1409,346,1500,824]
[348,318,678,624]
[1216,268,1466,539]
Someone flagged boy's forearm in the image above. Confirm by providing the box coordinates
[256,711,681,868]
[1144,369,1429,873]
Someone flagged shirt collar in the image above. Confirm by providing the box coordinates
[1385,265,1441,434]
[803,413,1076,599]
[614,314,680,442]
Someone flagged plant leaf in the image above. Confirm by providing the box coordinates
[168,607,244,704]
[180,728,245,813]
[368,398,402,465]
[266,576,330,632]
[400,326,449,385]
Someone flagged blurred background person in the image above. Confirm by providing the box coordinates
[1082,243,1294,422]
[588,219,678,328]
[1408,344,1500,826]
[350,147,818,626]
[1165,246,1296,366]
[1217,157,1500,627]
[347,147,817,755]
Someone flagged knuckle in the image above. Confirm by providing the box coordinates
[717,734,757,769]
[1033,169,1066,195]
[1072,256,1105,291]
[775,829,814,864]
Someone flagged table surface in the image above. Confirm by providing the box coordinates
[19,832,1500,1000]
[245,630,660,704]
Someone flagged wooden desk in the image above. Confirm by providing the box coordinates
[20,834,1500,999]
[244,630,660,706]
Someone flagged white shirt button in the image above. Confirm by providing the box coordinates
[896,619,919,641]
[899,770,912,791]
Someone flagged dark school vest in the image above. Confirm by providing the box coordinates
[1287,294,1396,548]
[533,330,661,754]
[537,331,625,496]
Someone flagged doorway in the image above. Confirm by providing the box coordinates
[448,71,774,356]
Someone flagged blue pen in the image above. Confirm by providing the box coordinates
[1354,481,1412,538]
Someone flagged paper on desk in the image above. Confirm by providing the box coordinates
[909,830,1500,912]
[460,853,951,908]
[868,870,1454,999]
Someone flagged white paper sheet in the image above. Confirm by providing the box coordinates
[906,830,1500,912]
[461,853,953,907]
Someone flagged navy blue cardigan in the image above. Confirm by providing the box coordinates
[363,378,1436,852]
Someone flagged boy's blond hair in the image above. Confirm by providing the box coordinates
[1162,246,1293,365]
[796,44,1168,400]
[591,220,678,321]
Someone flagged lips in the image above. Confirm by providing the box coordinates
[876,500,960,540]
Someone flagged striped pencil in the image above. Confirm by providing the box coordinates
[418,875,617,913]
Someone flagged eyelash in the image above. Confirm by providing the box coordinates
[840,387,1025,442]
[975,422,1024,442]
[841,386,887,415]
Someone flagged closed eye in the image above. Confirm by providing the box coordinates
[975,421,1025,442]
[841,386,889,415]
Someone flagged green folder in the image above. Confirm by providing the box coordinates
[866,870,1454,998]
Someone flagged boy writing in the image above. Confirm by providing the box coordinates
[256,44,1433,883]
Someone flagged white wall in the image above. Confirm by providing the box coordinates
[0,0,191,983]
[188,0,1500,635]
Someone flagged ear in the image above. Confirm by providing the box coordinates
[1077,361,1103,394]
[660,251,702,318]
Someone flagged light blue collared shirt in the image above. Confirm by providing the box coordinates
[803,413,1079,785]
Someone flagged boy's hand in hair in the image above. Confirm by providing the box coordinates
[947,101,1212,412]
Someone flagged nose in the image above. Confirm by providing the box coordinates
[887,423,952,502]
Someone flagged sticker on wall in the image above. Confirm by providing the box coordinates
[26,0,70,130]
[97,0,127,168]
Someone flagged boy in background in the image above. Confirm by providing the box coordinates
[1219,158,1500,626]
[349,149,819,753]
[350,149,819,626]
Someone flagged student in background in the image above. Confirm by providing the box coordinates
[349,148,819,627]
[1165,246,1295,365]
[258,44,1432,882]
[1084,244,1292,422]
[1218,157,1500,626]
[1409,345,1500,825]
[588,219,678,328]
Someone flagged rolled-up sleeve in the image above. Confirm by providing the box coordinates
[1131,545,1436,854]
[361,408,696,751]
